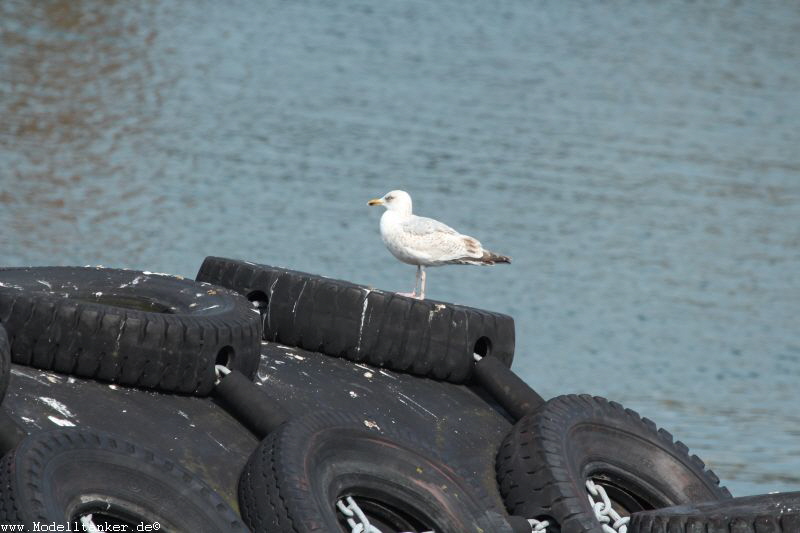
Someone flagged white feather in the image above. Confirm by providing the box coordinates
[373,190,494,267]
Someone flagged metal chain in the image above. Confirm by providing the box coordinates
[586,480,630,533]
[80,515,101,533]
[214,364,231,384]
[337,490,627,533]
[528,517,549,532]
[337,497,383,533]
[337,496,436,533]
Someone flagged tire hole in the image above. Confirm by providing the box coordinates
[75,513,133,527]
[535,515,557,530]
[474,336,492,358]
[71,502,149,527]
[216,345,235,368]
[337,497,430,532]
[247,290,269,311]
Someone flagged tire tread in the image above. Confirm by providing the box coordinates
[196,257,515,383]
[630,492,800,533]
[496,395,731,533]
[0,428,247,530]
[0,267,262,395]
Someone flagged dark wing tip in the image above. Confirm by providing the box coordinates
[481,251,511,264]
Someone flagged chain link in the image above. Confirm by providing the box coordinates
[336,496,436,533]
[528,517,550,531]
[214,363,231,384]
[513,480,630,533]
[80,515,101,533]
[337,497,383,533]
[586,480,630,533]
[337,499,550,533]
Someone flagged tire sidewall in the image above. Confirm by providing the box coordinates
[496,395,730,533]
[241,412,512,533]
[630,492,800,532]
[0,267,261,394]
[297,427,489,532]
[196,257,517,383]
[0,324,9,403]
[1,429,247,532]
[0,267,240,316]
[561,406,724,509]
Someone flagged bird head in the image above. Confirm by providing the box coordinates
[367,190,412,215]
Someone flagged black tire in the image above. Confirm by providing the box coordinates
[238,410,514,533]
[0,428,248,532]
[196,256,515,383]
[496,394,732,533]
[0,266,262,395]
[0,408,26,456]
[0,324,9,403]
[629,492,800,533]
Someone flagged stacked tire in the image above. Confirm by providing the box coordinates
[0,323,9,403]
[0,266,262,395]
[629,492,800,532]
[0,260,523,532]
[495,395,731,533]
[196,258,522,533]
[0,258,794,533]
[0,428,249,531]
[195,256,516,382]
[238,411,512,533]
[0,266,263,529]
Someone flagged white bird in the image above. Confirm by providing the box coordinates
[367,190,510,300]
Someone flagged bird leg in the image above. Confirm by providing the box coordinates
[396,265,420,298]
[419,266,426,300]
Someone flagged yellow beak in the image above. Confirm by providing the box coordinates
[367,198,384,206]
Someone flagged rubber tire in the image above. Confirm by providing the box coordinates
[196,256,515,383]
[0,428,248,532]
[629,492,800,533]
[0,266,262,395]
[496,394,732,533]
[0,408,26,456]
[238,410,514,533]
[0,324,9,403]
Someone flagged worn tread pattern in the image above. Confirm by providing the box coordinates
[0,452,20,523]
[238,410,513,533]
[630,492,800,533]
[496,394,732,533]
[0,324,9,403]
[196,256,515,382]
[0,428,247,531]
[0,267,262,395]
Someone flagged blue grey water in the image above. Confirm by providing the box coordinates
[1,1,799,496]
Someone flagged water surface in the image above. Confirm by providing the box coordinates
[1,1,799,495]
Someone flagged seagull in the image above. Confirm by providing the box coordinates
[367,190,510,300]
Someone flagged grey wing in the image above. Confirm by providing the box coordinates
[400,215,459,237]
[398,215,483,262]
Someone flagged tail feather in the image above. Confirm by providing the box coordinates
[481,250,511,265]
[451,250,511,265]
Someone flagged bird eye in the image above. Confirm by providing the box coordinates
[385,195,393,201]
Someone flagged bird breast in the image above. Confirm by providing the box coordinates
[380,212,428,265]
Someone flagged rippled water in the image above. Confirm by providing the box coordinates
[1,1,799,496]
